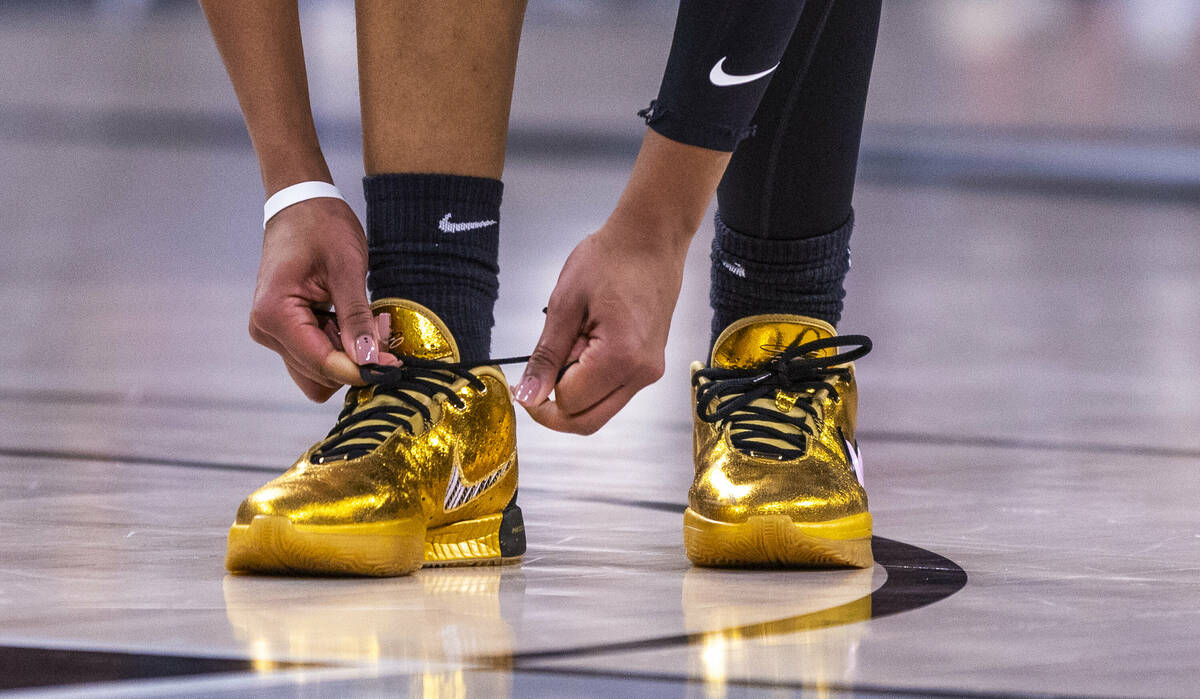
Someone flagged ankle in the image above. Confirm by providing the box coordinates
[364,173,503,361]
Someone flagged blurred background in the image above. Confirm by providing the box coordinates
[1,0,1198,462]
[1,3,1199,696]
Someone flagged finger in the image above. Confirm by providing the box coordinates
[309,308,401,367]
[285,363,339,403]
[551,333,662,416]
[276,341,343,392]
[257,301,363,386]
[317,310,344,351]
[373,312,402,367]
[524,383,640,435]
[376,352,402,367]
[329,273,378,366]
[253,329,344,400]
[565,334,587,366]
[375,312,391,345]
[536,336,586,388]
[515,294,586,407]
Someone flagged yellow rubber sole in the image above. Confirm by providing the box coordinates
[684,508,874,569]
[226,510,522,577]
[424,512,515,568]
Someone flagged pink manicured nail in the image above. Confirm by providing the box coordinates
[354,335,378,364]
[514,375,540,404]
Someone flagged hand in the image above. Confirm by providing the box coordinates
[248,197,397,402]
[516,220,688,434]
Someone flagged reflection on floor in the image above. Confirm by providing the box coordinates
[2,1,1199,697]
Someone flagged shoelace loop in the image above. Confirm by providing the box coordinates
[312,354,530,463]
[692,335,871,460]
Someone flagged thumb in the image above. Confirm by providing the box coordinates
[330,274,379,365]
[517,296,584,407]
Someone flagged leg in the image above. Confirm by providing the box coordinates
[687,0,882,569]
[225,2,531,578]
[710,0,882,339]
[356,0,527,361]
[357,0,525,178]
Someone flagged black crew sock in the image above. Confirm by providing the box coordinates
[709,209,854,347]
[364,173,502,362]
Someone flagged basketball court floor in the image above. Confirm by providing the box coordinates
[1,1,1198,696]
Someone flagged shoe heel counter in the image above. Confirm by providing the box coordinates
[499,494,526,558]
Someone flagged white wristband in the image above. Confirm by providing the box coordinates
[263,181,346,229]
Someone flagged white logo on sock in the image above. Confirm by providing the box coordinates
[722,260,747,278]
[709,57,780,87]
[438,213,497,233]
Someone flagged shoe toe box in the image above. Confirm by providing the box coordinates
[234,459,417,526]
[690,454,867,524]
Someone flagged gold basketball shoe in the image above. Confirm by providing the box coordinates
[685,314,873,568]
[225,298,526,577]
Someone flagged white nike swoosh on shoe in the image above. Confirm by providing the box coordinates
[844,437,865,486]
[444,453,514,512]
[438,213,497,233]
[708,57,780,87]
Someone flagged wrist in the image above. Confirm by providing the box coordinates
[263,181,348,229]
[257,143,333,197]
[604,203,695,260]
[609,129,731,252]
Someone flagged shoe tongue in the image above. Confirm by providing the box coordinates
[318,299,460,460]
[710,314,837,370]
[371,298,460,362]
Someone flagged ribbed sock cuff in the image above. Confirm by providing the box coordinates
[364,173,503,361]
[709,210,854,345]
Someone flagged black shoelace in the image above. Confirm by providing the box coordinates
[312,354,530,463]
[693,335,872,460]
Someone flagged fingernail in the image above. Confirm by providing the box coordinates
[354,335,378,364]
[514,375,540,404]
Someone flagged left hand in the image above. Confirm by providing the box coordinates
[516,220,689,434]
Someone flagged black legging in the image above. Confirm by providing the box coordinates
[718,0,881,239]
[646,0,881,239]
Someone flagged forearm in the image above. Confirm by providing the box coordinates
[200,0,330,194]
[607,129,731,254]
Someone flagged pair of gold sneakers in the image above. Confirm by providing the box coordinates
[225,298,873,576]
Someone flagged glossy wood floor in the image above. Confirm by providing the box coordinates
[1,1,1198,697]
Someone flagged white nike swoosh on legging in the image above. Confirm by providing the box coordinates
[708,57,780,87]
[438,213,497,233]
[444,452,514,512]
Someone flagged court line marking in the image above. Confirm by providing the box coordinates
[0,473,980,695]
[4,422,1200,477]
[502,665,1133,699]
[0,644,323,692]
[3,386,1199,460]
[0,447,278,473]
[479,534,965,666]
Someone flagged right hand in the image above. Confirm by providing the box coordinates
[248,197,395,402]
[516,219,685,434]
